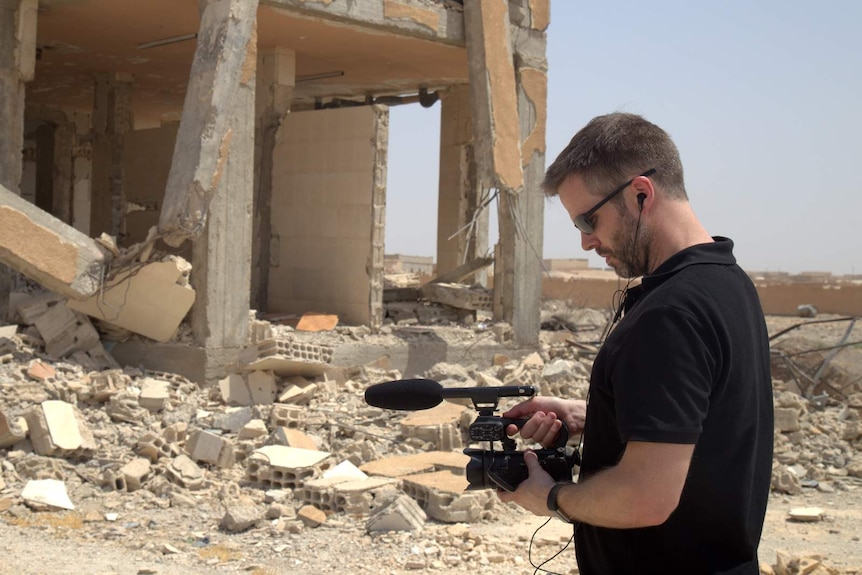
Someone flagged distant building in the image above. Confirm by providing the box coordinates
[385,254,435,275]
[543,258,590,273]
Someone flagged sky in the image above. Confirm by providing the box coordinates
[385,0,862,276]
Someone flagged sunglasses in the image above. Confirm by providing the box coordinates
[573,168,657,234]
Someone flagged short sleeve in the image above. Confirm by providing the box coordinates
[610,305,717,444]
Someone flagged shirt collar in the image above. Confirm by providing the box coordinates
[641,236,736,292]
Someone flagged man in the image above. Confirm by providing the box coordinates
[498,113,773,574]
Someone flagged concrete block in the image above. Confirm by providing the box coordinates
[186,429,235,468]
[26,400,96,458]
[88,369,128,402]
[366,494,426,533]
[166,454,205,490]
[33,302,100,358]
[238,419,268,440]
[0,409,28,448]
[119,458,151,492]
[775,407,801,432]
[270,403,307,428]
[136,431,179,462]
[323,460,368,482]
[401,470,495,523]
[248,370,277,404]
[237,338,333,377]
[400,402,467,450]
[138,378,170,412]
[246,445,331,490]
[332,477,399,514]
[212,406,254,432]
[163,422,188,443]
[277,382,317,405]
[219,373,251,406]
[296,476,353,511]
[298,504,327,527]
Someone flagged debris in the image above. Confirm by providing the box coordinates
[21,479,74,510]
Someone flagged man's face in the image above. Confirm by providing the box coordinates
[557,175,651,278]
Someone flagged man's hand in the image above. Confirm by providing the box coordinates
[503,397,587,448]
[496,450,557,517]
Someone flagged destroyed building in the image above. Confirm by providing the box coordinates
[0,0,552,382]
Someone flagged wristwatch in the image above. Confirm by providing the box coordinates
[547,482,575,523]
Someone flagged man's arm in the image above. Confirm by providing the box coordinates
[499,441,694,528]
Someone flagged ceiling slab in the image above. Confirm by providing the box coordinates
[28,0,469,126]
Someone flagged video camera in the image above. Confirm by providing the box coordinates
[364,378,579,491]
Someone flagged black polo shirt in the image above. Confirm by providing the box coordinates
[575,237,774,575]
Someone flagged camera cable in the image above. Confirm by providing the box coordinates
[527,517,575,575]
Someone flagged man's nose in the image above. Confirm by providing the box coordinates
[581,231,599,252]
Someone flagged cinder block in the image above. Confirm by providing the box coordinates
[401,470,495,523]
[246,445,331,490]
[136,431,180,462]
[88,369,128,402]
[119,458,152,492]
[400,402,466,451]
[26,400,96,458]
[333,477,399,514]
[238,419,268,440]
[138,378,170,412]
[186,429,235,468]
[33,302,100,358]
[269,404,307,428]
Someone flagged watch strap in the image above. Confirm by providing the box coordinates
[546,482,575,523]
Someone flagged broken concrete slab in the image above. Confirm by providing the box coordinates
[247,370,277,404]
[246,445,331,490]
[295,313,338,332]
[67,259,196,342]
[21,478,75,511]
[322,460,368,482]
[401,470,495,523]
[360,451,469,478]
[26,400,96,458]
[166,454,205,490]
[366,494,426,533]
[419,282,493,311]
[269,427,317,451]
[237,338,334,377]
[0,183,109,299]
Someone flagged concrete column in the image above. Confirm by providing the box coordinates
[0,0,36,320]
[71,111,93,234]
[252,47,294,313]
[436,85,488,285]
[510,0,549,345]
[190,15,257,382]
[91,72,133,240]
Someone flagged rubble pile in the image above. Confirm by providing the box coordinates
[0,305,861,572]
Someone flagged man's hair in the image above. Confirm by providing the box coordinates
[542,113,688,200]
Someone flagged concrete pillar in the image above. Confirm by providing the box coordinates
[436,85,488,286]
[91,72,133,240]
[509,0,549,345]
[190,13,257,382]
[71,111,93,234]
[0,0,36,320]
[252,47,294,313]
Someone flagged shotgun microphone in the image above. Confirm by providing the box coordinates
[364,378,536,411]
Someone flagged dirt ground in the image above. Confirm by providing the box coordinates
[1,313,860,575]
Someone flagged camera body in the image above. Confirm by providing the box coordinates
[462,389,579,492]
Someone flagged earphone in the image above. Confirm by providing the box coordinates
[637,193,646,210]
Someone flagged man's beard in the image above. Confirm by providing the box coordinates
[605,209,652,278]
